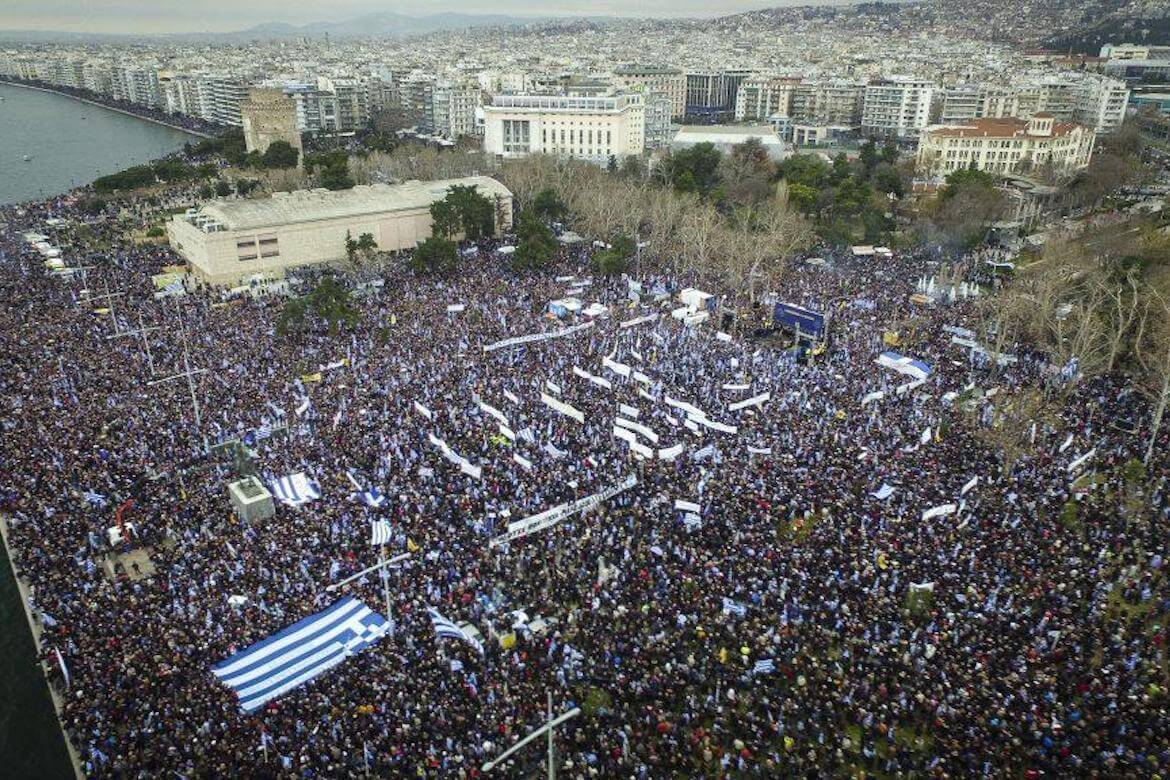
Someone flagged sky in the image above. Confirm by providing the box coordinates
[0,0,848,34]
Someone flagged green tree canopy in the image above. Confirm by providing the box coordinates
[532,188,568,223]
[262,140,300,169]
[429,185,496,240]
[512,210,557,271]
[410,237,459,276]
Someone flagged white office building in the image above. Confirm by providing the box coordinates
[483,92,645,164]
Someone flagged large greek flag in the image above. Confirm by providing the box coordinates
[269,472,321,508]
[212,597,389,713]
[427,607,484,655]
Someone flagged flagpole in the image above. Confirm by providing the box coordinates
[380,547,395,636]
[325,552,411,592]
[547,690,556,780]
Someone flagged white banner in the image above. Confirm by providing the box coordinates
[414,400,434,420]
[921,504,957,522]
[674,499,701,513]
[615,416,659,444]
[722,383,750,391]
[1067,448,1096,474]
[478,400,509,426]
[960,476,979,496]
[513,453,532,471]
[619,314,659,329]
[688,414,738,435]
[658,443,684,460]
[619,404,639,419]
[482,321,595,353]
[728,392,770,412]
[602,356,632,378]
[490,475,638,547]
[541,392,584,423]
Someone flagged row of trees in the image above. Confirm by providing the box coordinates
[980,220,1170,462]
[500,152,813,307]
[93,159,218,193]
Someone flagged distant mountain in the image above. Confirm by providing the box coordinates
[0,12,550,44]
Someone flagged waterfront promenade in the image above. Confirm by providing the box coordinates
[0,79,214,139]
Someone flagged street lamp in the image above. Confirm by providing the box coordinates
[481,691,581,780]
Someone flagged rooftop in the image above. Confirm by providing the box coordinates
[923,117,1083,140]
[193,177,512,231]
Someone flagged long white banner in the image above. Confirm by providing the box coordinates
[541,392,585,423]
[483,321,595,353]
[490,475,638,547]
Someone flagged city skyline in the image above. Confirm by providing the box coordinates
[1,0,860,35]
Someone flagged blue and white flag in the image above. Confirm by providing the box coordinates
[370,519,392,546]
[212,597,389,713]
[722,597,747,618]
[83,490,107,507]
[269,473,321,508]
[753,658,775,675]
[449,659,464,673]
[427,607,484,656]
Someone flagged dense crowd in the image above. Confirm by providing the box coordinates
[1,180,1168,780]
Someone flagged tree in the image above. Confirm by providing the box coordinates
[262,141,300,169]
[512,210,557,271]
[786,183,819,215]
[532,188,568,223]
[593,233,636,276]
[859,139,879,174]
[776,154,831,189]
[410,237,458,275]
[429,185,496,240]
[662,143,722,194]
[214,179,233,197]
[276,276,361,337]
[318,159,354,190]
[880,139,899,165]
[717,138,775,208]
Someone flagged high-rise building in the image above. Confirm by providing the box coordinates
[318,76,368,132]
[431,83,481,140]
[483,91,645,164]
[735,76,800,121]
[685,70,754,115]
[861,77,934,139]
[612,65,686,119]
[790,80,864,126]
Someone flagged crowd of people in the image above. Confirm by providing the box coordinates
[0,174,1167,779]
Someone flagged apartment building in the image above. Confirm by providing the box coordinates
[431,83,481,139]
[861,77,934,139]
[612,65,686,118]
[734,76,800,122]
[685,70,754,115]
[790,80,864,126]
[483,92,645,164]
[917,114,1095,178]
[643,91,675,148]
[318,76,369,133]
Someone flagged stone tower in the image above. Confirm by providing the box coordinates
[241,87,303,162]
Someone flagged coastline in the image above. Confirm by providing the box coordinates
[0,79,214,140]
[0,517,85,780]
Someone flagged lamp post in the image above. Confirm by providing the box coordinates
[481,691,581,779]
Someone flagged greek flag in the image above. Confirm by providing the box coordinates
[753,658,775,675]
[722,597,747,618]
[427,607,484,656]
[269,473,321,507]
[83,490,107,507]
[370,519,392,546]
[449,659,464,673]
[212,597,390,713]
